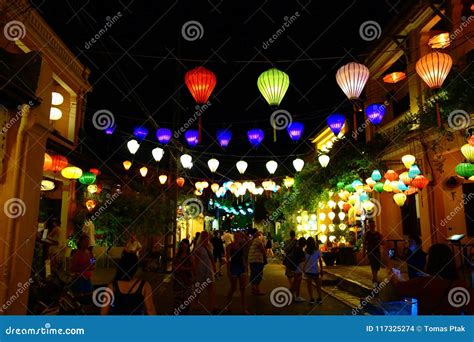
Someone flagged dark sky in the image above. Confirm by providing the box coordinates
[32,0,410,181]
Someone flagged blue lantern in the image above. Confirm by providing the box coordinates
[408,164,421,178]
[184,129,199,147]
[287,122,304,141]
[217,129,232,148]
[105,125,116,135]
[371,169,382,181]
[359,192,369,202]
[247,128,264,147]
[156,128,172,144]
[133,126,148,142]
[397,180,408,191]
[327,113,345,136]
[365,104,386,125]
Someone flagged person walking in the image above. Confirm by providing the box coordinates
[363,221,384,286]
[211,231,225,277]
[283,230,298,288]
[224,232,249,314]
[193,231,218,313]
[172,239,194,314]
[303,237,323,305]
[248,231,266,295]
[101,253,156,315]
[265,233,274,259]
[287,237,306,302]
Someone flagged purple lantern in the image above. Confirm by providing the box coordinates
[156,128,172,144]
[327,113,345,136]
[184,129,199,147]
[247,128,264,147]
[365,103,386,125]
[133,126,148,141]
[105,125,116,135]
[287,122,304,141]
[217,129,232,148]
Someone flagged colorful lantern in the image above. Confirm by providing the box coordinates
[428,32,451,49]
[185,66,216,104]
[383,71,406,84]
[344,184,355,192]
[123,160,132,171]
[416,51,452,89]
[318,154,330,168]
[412,175,429,189]
[402,154,416,169]
[216,129,232,148]
[397,180,408,191]
[152,147,164,162]
[405,186,418,196]
[87,184,98,194]
[336,62,370,100]
[247,129,264,147]
[50,155,68,173]
[127,139,140,155]
[133,126,148,142]
[159,175,168,185]
[61,166,83,180]
[139,167,148,177]
[342,203,352,212]
[327,113,345,136]
[207,158,219,173]
[365,104,385,125]
[236,161,248,175]
[293,158,304,172]
[461,144,474,162]
[43,153,52,171]
[41,179,55,191]
[283,177,295,188]
[89,168,100,176]
[78,172,96,185]
[393,193,407,207]
[156,128,172,144]
[211,183,220,193]
[365,177,376,186]
[399,172,413,185]
[176,177,185,187]
[374,182,384,193]
[180,154,193,169]
[287,122,304,141]
[455,163,474,179]
[384,170,399,181]
[257,68,290,106]
[85,199,96,211]
[184,129,199,147]
[266,160,278,175]
[408,165,421,178]
[371,169,382,181]
[468,136,474,146]
[383,180,393,192]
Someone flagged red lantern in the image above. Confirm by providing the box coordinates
[43,153,52,171]
[185,66,216,104]
[89,168,100,176]
[96,181,103,194]
[412,175,429,189]
[50,155,68,173]
[176,177,185,188]
[468,136,474,146]
[342,203,352,213]
[384,170,399,181]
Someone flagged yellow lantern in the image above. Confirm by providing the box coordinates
[365,177,376,186]
[87,184,98,194]
[41,180,55,191]
[159,175,168,184]
[123,160,132,171]
[297,224,303,231]
[283,176,295,188]
[393,193,407,206]
[139,166,148,177]
[383,180,393,192]
[428,32,450,49]
[399,171,413,185]
[61,166,83,180]
[391,181,401,193]
[461,144,474,162]
[319,235,328,244]
[401,154,416,169]
[348,194,358,205]
[86,199,96,211]
[211,183,219,193]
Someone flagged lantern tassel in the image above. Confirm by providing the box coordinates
[435,101,441,127]
[273,118,277,143]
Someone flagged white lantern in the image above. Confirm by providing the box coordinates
[207,158,219,173]
[318,154,330,168]
[293,158,304,172]
[328,200,336,209]
[401,154,416,169]
[139,166,148,177]
[127,139,140,155]
[211,183,219,193]
[152,147,164,162]
[328,211,336,221]
[41,180,55,191]
[319,212,326,221]
[49,107,62,120]
[51,92,64,105]
[319,235,328,244]
[180,154,193,169]
[266,160,278,175]
[159,175,167,184]
[336,62,370,100]
[236,160,248,175]
[338,212,346,221]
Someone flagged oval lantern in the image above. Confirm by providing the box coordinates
[393,193,407,207]
[180,154,193,169]
[89,168,100,176]
[207,158,219,173]
[412,175,429,189]
[287,122,304,141]
[371,169,382,181]
[127,139,140,155]
[50,155,68,173]
[43,153,52,171]
[461,144,474,162]
[185,66,216,104]
[293,158,304,172]
[216,129,232,148]
[156,128,172,144]
[365,104,385,125]
[327,113,345,136]
[211,183,220,193]
[123,160,132,171]
[78,172,96,185]
[152,147,164,162]
[318,154,330,168]
[236,161,248,175]
[61,166,83,180]
[139,167,148,177]
[176,177,185,187]
[257,68,290,106]
[247,129,264,147]
[336,62,370,100]
[133,126,148,142]
[455,163,474,179]
[184,129,199,147]
[415,51,452,89]
[266,160,278,175]
[159,175,168,185]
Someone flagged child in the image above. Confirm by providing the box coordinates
[303,237,323,304]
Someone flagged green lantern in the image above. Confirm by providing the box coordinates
[78,172,96,185]
[336,182,345,189]
[374,182,384,193]
[257,68,290,106]
[344,184,355,193]
[455,162,474,179]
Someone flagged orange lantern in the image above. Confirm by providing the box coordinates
[50,155,68,173]
[176,177,185,187]
[412,175,429,189]
[86,199,96,211]
[416,52,452,89]
[383,71,406,84]
[399,171,413,185]
[43,153,52,171]
[428,33,450,49]
[384,170,399,181]
[123,160,132,171]
[342,203,352,213]
[405,186,418,196]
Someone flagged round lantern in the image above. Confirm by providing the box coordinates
[384,170,398,181]
[211,183,220,193]
[365,104,385,125]
[123,160,132,171]
[401,154,416,169]
[236,161,248,175]
[133,126,148,142]
[87,184,98,194]
[49,107,62,121]
[371,169,382,181]
[415,51,452,89]
[184,129,199,147]
[287,122,304,141]
[336,62,370,100]
[139,167,148,177]
[318,154,330,168]
[61,166,83,180]
[374,182,384,193]
[327,113,346,136]
[207,158,219,173]
[461,144,474,162]
[159,175,168,185]
[89,168,100,176]
[176,177,185,187]
[393,193,407,207]
[43,153,52,171]
[185,66,216,104]
[152,147,164,162]
[257,68,290,106]
[455,163,474,179]
[293,158,304,172]
[180,154,193,169]
[408,165,421,178]
[411,175,429,189]
[266,160,278,175]
[399,171,413,185]
[41,180,55,191]
[283,177,295,188]
[127,139,140,155]
[156,128,172,144]
[51,92,64,105]
[247,129,264,147]
[50,155,68,173]
[78,172,96,185]
[216,129,232,148]
[86,199,96,211]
